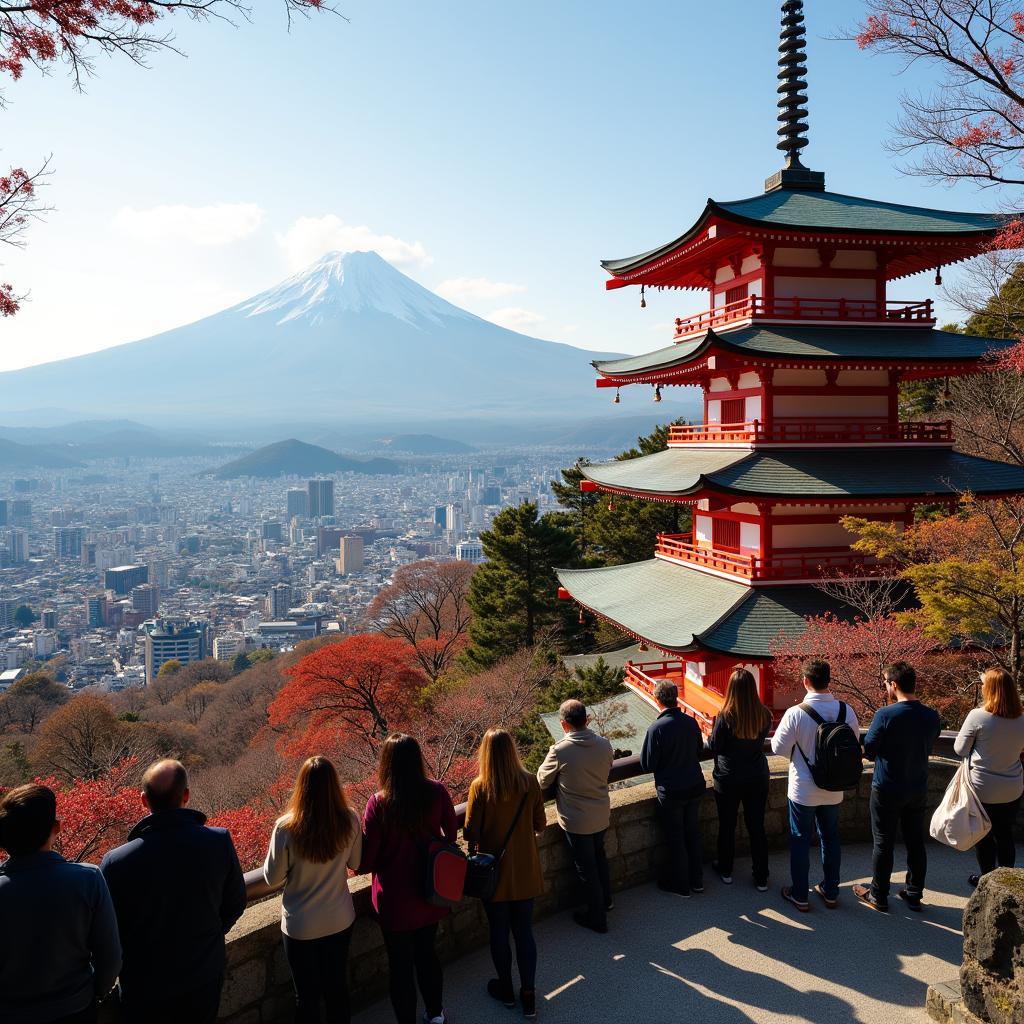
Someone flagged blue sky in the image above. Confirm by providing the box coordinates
[0,0,1008,373]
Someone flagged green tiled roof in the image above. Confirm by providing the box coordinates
[593,326,1013,379]
[601,189,1006,275]
[556,558,857,657]
[582,448,1024,499]
[555,560,749,651]
[715,190,1005,235]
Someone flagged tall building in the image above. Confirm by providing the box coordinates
[11,500,31,526]
[287,489,309,518]
[260,521,283,542]
[316,526,344,558]
[0,598,18,628]
[307,479,335,519]
[130,583,160,618]
[41,608,57,630]
[268,583,292,620]
[0,500,9,527]
[433,506,447,528]
[54,526,84,560]
[104,564,148,596]
[8,529,27,565]
[445,504,463,535]
[336,535,364,576]
[85,594,108,628]
[455,540,485,564]
[144,619,208,684]
[554,0,1024,736]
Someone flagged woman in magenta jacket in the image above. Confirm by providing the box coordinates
[360,734,457,1024]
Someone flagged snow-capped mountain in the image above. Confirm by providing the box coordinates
[0,252,621,426]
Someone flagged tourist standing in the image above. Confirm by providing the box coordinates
[360,733,457,1024]
[537,699,614,933]
[100,759,247,1024]
[954,667,1024,885]
[853,662,941,912]
[0,784,121,1024]
[710,669,772,891]
[639,680,707,896]
[464,728,546,1019]
[771,660,862,912]
[263,756,363,1024]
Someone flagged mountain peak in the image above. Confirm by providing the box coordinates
[235,249,472,328]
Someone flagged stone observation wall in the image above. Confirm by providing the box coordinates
[927,868,1024,1024]
[220,757,960,1023]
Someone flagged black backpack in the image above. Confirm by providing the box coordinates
[795,702,863,792]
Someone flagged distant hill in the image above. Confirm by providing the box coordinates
[0,438,82,469]
[212,439,401,479]
[376,434,474,455]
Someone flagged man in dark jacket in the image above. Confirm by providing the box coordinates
[0,784,121,1024]
[100,759,246,1024]
[639,681,707,896]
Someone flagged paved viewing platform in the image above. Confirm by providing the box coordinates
[353,842,970,1024]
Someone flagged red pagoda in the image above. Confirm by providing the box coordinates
[556,0,1024,733]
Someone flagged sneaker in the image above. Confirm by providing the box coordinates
[897,889,923,912]
[781,886,810,912]
[756,882,769,893]
[691,884,705,894]
[424,1015,447,1024]
[520,988,537,1019]
[852,883,888,912]
[572,910,608,933]
[813,883,838,909]
[657,880,691,898]
[605,900,615,912]
[487,979,515,1008]
[713,861,733,885]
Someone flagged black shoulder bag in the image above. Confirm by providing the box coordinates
[464,789,530,901]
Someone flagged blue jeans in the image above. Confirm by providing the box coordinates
[787,800,841,902]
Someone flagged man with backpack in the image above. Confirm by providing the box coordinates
[771,660,863,912]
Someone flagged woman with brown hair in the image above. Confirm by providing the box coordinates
[464,728,546,1019]
[360,734,457,1024]
[954,667,1024,885]
[710,668,773,890]
[262,756,362,1024]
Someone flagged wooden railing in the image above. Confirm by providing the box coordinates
[668,419,954,445]
[673,295,935,339]
[655,533,891,581]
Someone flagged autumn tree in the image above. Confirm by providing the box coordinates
[847,498,1024,686]
[0,672,68,734]
[368,559,474,682]
[0,0,334,311]
[267,634,426,778]
[853,2,1024,186]
[465,503,577,667]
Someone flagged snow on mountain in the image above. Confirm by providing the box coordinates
[238,251,475,328]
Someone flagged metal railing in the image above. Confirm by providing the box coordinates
[673,296,935,339]
[242,730,963,902]
[668,420,954,445]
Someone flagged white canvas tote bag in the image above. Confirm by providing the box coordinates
[929,758,992,851]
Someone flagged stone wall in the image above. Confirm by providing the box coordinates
[220,757,959,1022]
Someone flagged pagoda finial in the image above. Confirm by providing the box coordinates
[765,0,825,193]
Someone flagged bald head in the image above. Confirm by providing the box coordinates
[142,759,189,813]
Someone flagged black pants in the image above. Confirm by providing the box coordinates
[564,829,611,928]
[714,781,769,886]
[976,797,1022,875]
[121,976,223,1024]
[283,926,354,1024]
[381,923,443,1024]
[870,789,928,903]
[658,793,703,893]
[483,898,537,990]
[49,1006,97,1024]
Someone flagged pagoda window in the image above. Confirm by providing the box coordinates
[724,284,747,306]
[720,398,745,424]
[773,275,876,301]
[712,518,741,552]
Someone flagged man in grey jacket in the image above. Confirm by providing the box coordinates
[537,699,614,932]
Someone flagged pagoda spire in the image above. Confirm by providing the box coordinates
[765,0,825,193]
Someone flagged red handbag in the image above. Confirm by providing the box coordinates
[423,834,467,907]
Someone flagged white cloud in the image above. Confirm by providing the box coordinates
[487,307,545,332]
[435,276,526,304]
[277,215,431,271]
[113,203,264,246]
[560,323,581,334]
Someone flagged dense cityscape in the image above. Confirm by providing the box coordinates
[0,446,586,694]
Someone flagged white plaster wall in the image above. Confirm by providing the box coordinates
[695,515,713,545]
[771,504,906,517]
[746,395,762,421]
[738,371,761,389]
[741,255,762,274]
[773,276,876,301]
[707,399,721,423]
[772,522,856,550]
[740,521,760,554]
[772,369,826,387]
[773,395,889,418]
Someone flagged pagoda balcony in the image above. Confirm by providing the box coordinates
[655,533,892,583]
[624,659,722,734]
[673,295,935,340]
[668,419,954,447]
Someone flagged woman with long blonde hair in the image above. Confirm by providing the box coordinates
[464,728,546,1019]
[954,667,1024,885]
[262,756,362,1024]
[710,668,773,890]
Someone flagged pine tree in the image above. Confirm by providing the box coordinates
[465,503,577,667]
